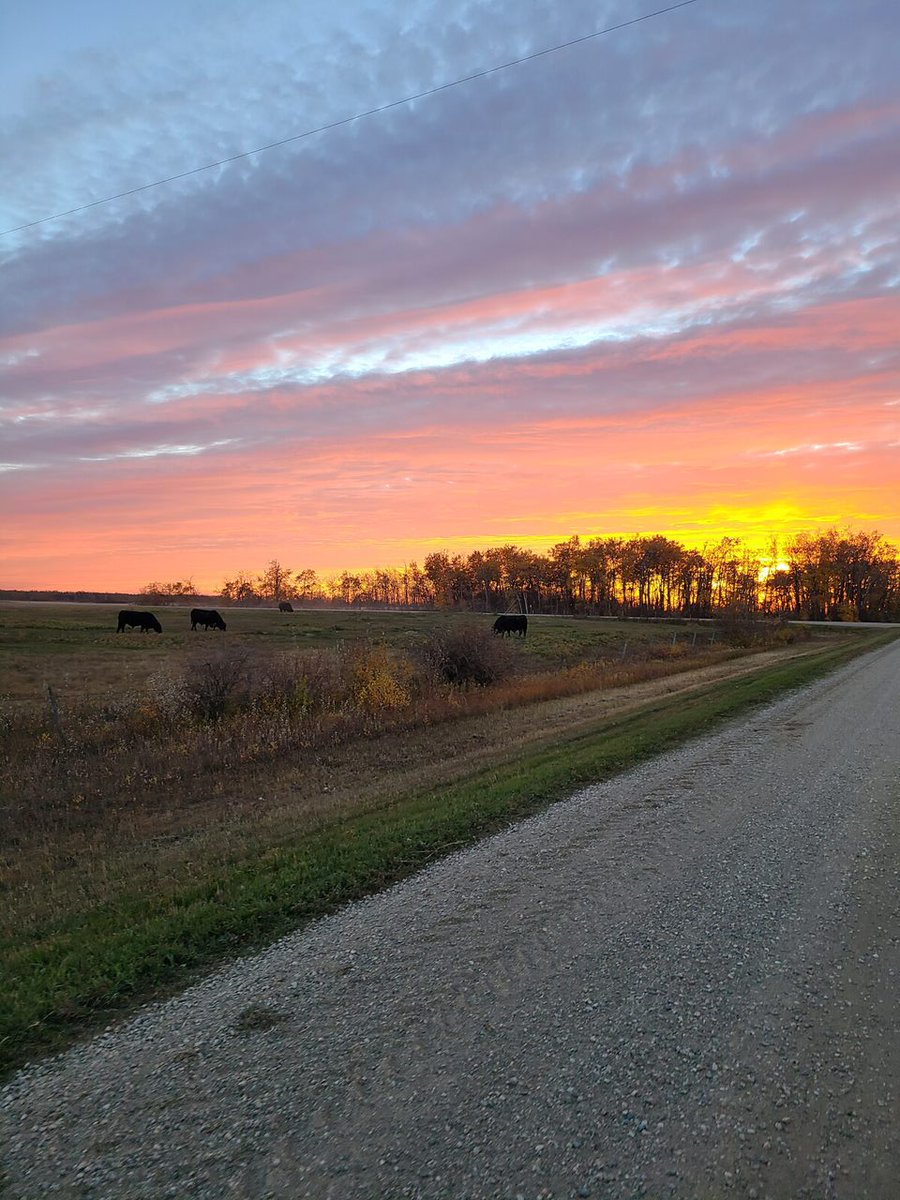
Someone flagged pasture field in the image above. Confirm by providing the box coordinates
[0,601,710,707]
[1,601,890,1075]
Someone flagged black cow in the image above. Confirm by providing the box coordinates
[190,608,227,631]
[493,614,528,638]
[117,609,162,634]
[278,601,294,613]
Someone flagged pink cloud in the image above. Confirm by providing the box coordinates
[4,66,899,591]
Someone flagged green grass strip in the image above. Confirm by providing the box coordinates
[1,634,890,1076]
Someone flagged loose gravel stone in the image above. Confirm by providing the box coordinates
[2,638,899,1198]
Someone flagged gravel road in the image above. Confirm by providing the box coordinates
[3,637,898,1199]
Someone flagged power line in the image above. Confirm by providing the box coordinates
[3,0,701,238]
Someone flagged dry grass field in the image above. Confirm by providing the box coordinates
[2,602,731,876]
[3,599,881,1074]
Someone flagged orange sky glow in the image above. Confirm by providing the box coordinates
[2,1,898,592]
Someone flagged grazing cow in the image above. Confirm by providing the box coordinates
[278,601,294,613]
[117,609,162,634]
[492,614,528,638]
[190,608,227,631]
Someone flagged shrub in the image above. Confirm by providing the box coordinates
[715,604,768,648]
[420,624,515,688]
[180,645,254,720]
[346,642,412,712]
[286,648,348,712]
[145,668,191,724]
[251,651,317,716]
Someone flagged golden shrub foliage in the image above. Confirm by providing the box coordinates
[349,643,411,712]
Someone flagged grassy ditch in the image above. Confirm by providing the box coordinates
[0,631,889,1076]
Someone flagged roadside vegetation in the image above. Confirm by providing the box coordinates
[0,603,892,1075]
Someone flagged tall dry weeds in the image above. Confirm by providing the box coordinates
[1,634,731,849]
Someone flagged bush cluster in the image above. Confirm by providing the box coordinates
[714,605,778,648]
[149,641,417,724]
[418,624,514,688]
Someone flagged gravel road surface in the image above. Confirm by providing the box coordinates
[3,638,898,1199]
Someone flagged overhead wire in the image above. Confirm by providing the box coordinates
[2,0,701,238]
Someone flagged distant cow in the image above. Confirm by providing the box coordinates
[117,609,162,634]
[190,608,227,631]
[278,601,294,613]
[493,614,528,638]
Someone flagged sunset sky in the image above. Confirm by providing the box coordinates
[2,0,898,591]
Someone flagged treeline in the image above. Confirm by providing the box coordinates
[213,528,899,622]
[6,528,897,621]
[0,590,136,604]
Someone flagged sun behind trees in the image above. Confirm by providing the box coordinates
[143,530,899,622]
